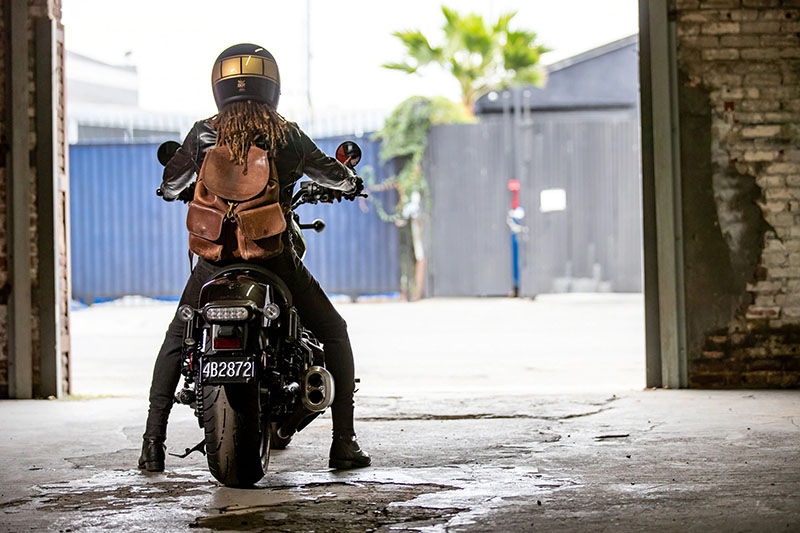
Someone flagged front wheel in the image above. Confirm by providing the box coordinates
[202,383,269,487]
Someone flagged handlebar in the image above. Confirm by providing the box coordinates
[156,140,366,206]
[291,181,368,210]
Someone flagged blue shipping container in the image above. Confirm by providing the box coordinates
[69,135,400,303]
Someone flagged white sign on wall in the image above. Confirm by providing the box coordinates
[539,188,567,213]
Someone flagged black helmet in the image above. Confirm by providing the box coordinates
[211,44,280,110]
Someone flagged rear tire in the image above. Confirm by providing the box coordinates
[202,383,270,487]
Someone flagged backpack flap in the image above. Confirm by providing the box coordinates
[187,202,225,241]
[236,203,287,240]
[201,146,270,201]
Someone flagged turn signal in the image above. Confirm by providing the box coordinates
[178,304,194,322]
[264,303,280,320]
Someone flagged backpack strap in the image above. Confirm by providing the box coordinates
[281,142,307,207]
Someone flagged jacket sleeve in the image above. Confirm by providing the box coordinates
[160,120,217,201]
[298,128,359,192]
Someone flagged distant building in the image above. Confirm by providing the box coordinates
[66,50,387,143]
[66,51,194,144]
[475,34,639,117]
[425,35,643,298]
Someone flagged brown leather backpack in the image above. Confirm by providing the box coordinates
[186,145,286,262]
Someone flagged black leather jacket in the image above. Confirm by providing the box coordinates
[159,119,359,206]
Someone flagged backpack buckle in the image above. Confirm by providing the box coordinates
[225,201,238,221]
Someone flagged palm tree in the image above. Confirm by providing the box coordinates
[384,6,551,111]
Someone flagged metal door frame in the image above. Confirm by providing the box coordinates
[639,0,687,388]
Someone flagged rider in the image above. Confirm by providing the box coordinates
[139,43,370,472]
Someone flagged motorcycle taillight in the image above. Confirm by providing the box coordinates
[213,336,241,350]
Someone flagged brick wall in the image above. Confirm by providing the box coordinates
[56,14,70,394]
[0,0,7,397]
[28,0,42,397]
[0,0,69,398]
[674,0,800,387]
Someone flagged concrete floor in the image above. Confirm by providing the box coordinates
[70,295,647,397]
[1,297,799,531]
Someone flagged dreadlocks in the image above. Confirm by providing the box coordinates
[211,100,291,172]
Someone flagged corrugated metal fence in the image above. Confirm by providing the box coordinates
[424,112,642,297]
[425,122,514,297]
[70,143,190,302]
[69,136,400,303]
[295,136,400,298]
[518,114,642,296]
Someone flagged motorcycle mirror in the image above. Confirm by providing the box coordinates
[157,140,181,167]
[335,141,362,169]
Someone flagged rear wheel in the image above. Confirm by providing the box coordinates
[202,383,270,487]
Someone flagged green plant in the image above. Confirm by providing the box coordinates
[365,95,471,222]
[384,6,551,110]
[360,95,470,299]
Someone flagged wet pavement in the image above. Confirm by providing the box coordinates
[2,297,799,530]
[1,391,799,532]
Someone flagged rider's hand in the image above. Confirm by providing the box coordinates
[352,176,365,196]
[342,177,364,200]
[177,182,196,203]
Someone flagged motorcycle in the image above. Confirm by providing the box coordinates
[156,139,365,487]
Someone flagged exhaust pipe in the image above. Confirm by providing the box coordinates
[302,366,335,412]
[276,366,334,439]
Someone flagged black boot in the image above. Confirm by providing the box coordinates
[138,438,166,472]
[329,432,371,470]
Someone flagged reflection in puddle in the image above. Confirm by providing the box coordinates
[1,465,574,531]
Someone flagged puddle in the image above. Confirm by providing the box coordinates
[0,464,575,532]
[0,469,214,532]
[195,482,462,532]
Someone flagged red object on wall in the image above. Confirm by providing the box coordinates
[508,179,520,209]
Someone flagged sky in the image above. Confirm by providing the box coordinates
[62,0,639,121]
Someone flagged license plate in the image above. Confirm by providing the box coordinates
[201,356,256,384]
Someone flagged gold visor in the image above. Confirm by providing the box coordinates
[212,55,279,84]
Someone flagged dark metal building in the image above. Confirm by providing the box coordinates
[474,35,639,115]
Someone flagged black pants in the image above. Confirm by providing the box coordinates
[143,250,356,440]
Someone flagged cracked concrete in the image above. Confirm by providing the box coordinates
[193,482,464,531]
[358,406,614,422]
[1,391,799,532]
[2,296,799,531]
